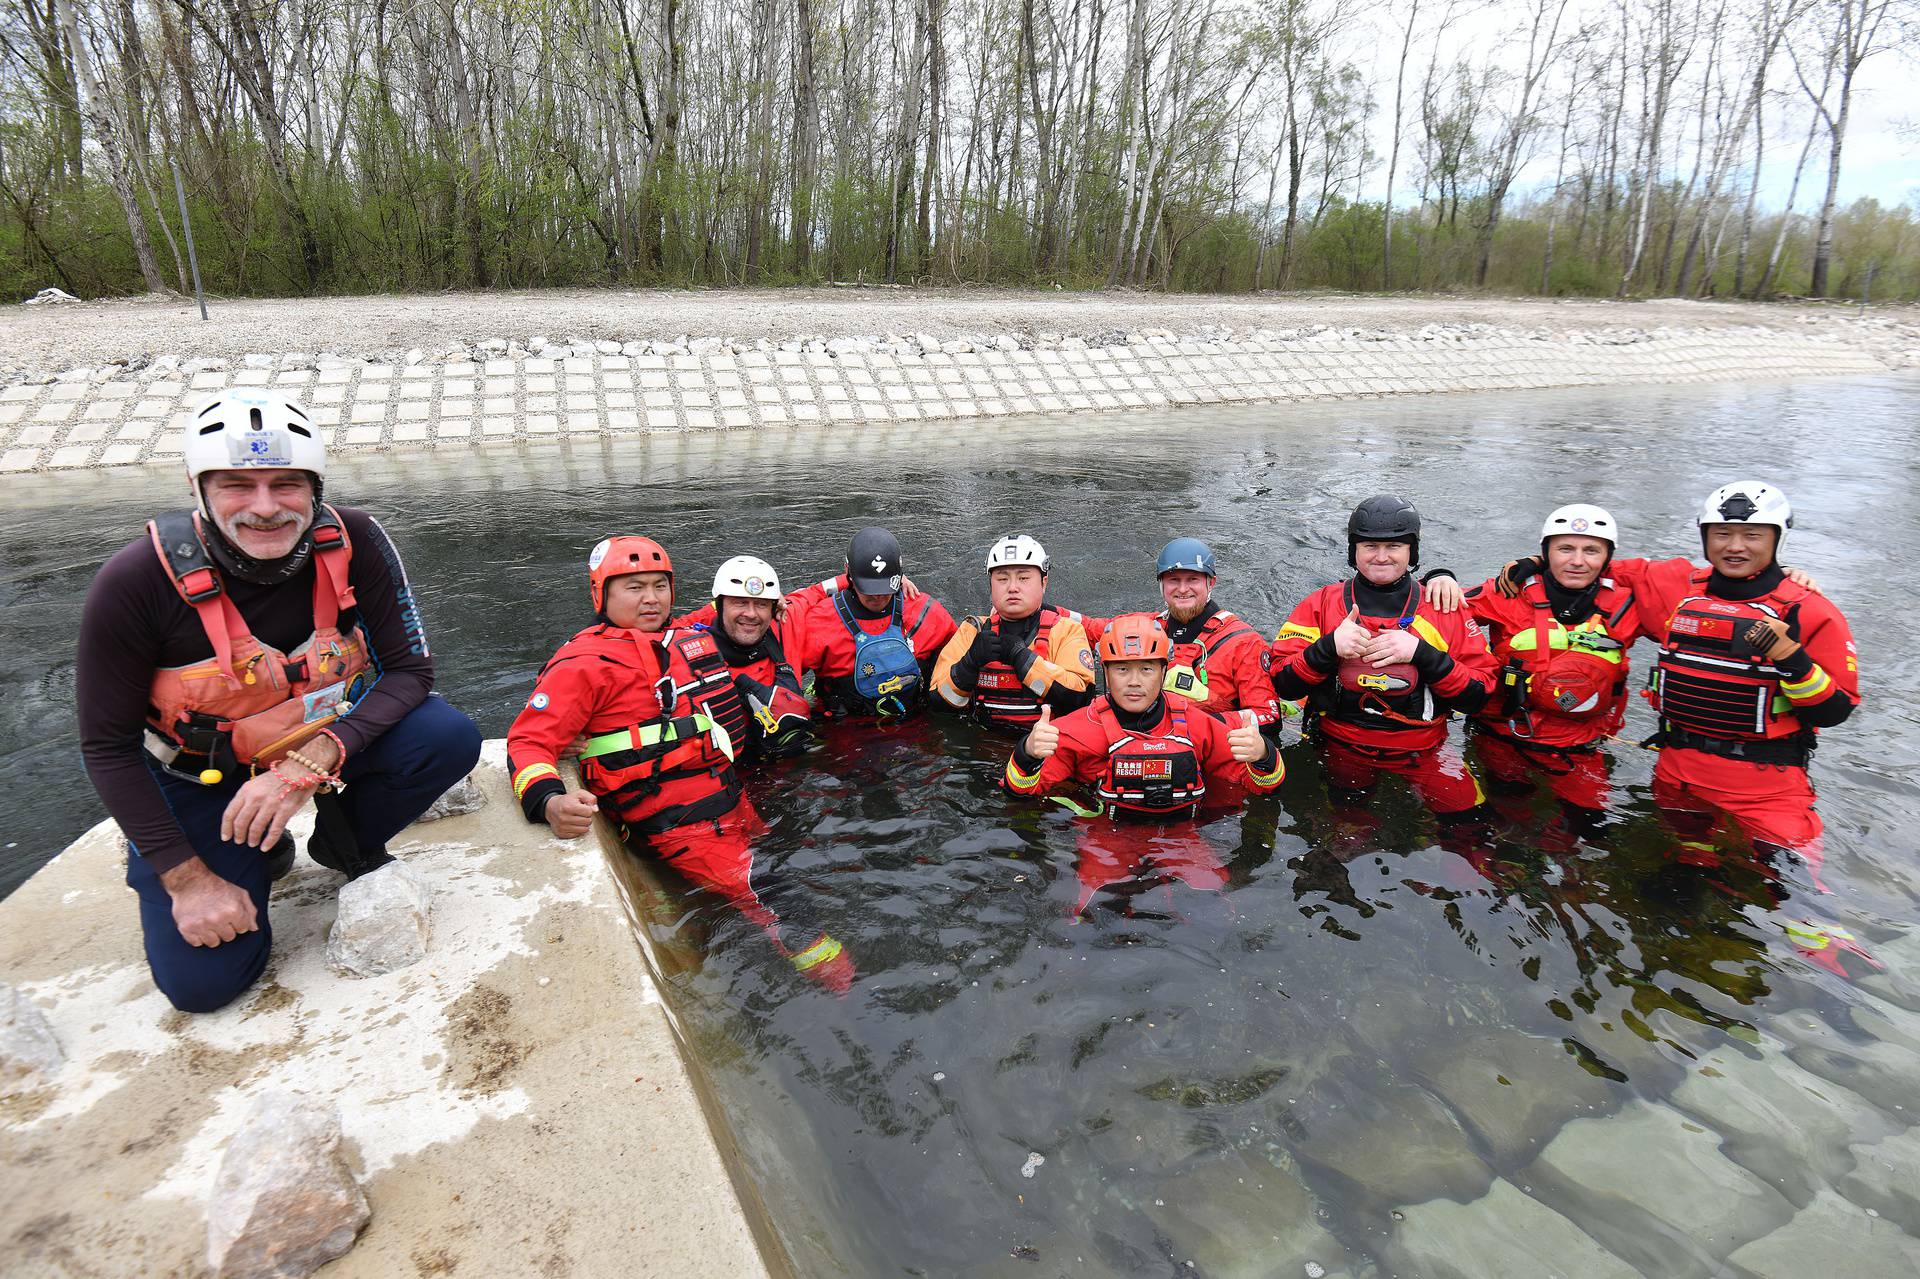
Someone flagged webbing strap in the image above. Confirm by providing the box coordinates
[578,713,718,759]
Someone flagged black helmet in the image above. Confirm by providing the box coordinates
[847,526,904,595]
[1348,494,1420,568]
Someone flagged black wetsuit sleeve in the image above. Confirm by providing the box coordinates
[76,542,197,873]
[330,511,436,758]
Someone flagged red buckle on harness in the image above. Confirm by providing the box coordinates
[179,566,222,604]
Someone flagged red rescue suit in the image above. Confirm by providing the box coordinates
[1271,576,1497,815]
[508,624,744,836]
[1465,573,1645,813]
[507,622,850,989]
[143,506,372,777]
[1079,603,1281,729]
[1003,693,1285,911]
[786,574,958,718]
[1609,557,1860,858]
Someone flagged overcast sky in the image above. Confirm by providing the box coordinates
[1343,7,1917,214]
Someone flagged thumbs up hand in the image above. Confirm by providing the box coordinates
[1332,605,1372,660]
[1026,704,1060,760]
[1228,708,1266,763]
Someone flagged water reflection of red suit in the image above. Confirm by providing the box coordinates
[1066,820,1231,917]
[1002,692,1284,914]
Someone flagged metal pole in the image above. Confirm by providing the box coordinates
[170,158,208,321]
[1862,263,1874,312]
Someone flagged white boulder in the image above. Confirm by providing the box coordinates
[205,1092,369,1279]
[326,862,431,977]
[0,983,62,1083]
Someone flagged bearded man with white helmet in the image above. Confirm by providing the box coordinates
[931,534,1097,731]
[76,392,481,1013]
[1465,504,1650,835]
[1504,482,1858,869]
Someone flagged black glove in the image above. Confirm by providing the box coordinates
[970,624,1004,666]
[952,619,1000,687]
[1496,556,1543,598]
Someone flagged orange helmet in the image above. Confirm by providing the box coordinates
[1097,613,1171,664]
[588,535,673,612]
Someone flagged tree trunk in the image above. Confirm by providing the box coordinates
[55,0,166,292]
[790,0,819,273]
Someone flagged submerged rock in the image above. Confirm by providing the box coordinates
[1837,1126,1920,1235]
[326,862,431,977]
[1418,1029,1617,1169]
[1522,1100,1794,1272]
[417,774,486,823]
[1387,1177,1636,1279]
[0,982,62,1082]
[1140,1151,1351,1279]
[1723,1189,1920,1277]
[205,1092,369,1278]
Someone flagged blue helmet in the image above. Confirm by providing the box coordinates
[1156,537,1215,578]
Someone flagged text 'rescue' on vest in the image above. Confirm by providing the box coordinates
[1092,699,1207,816]
[970,607,1063,729]
[143,506,373,780]
[575,627,747,835]
[1649,581,1819,765]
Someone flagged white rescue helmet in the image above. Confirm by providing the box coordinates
[712,554,783,601]
[1698,481,1792,552]
[986,533,1050,575]
[182,391,326,519]
[1539,503,1619,548]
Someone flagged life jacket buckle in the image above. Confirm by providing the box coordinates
[179,566,222,605]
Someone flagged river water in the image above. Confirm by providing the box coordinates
[4,376,1919,1274]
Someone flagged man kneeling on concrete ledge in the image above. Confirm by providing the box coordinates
[76,392,483,1013]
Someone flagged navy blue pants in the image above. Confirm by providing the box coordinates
[126,695,482,1013]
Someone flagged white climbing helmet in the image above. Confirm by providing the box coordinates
[712,554,783,601]
[1539,503,1620,548]
[182,391,326,518]
[1698,481,1792,550]
[986,533,1050,575]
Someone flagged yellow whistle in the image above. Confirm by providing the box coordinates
[199,768,224,785]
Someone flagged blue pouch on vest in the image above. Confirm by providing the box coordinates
[836,591,922,715]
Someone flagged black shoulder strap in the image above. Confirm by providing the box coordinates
[149,510,221,602]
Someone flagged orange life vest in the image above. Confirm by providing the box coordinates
[144,507,371,775]
[972,607,1064,729]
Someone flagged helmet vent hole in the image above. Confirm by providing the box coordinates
[249,408,264,432]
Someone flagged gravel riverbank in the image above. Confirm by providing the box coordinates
[0,289,1911,474]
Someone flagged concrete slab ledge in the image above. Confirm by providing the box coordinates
[0,324,1891,475]
[0,742,777,1278]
